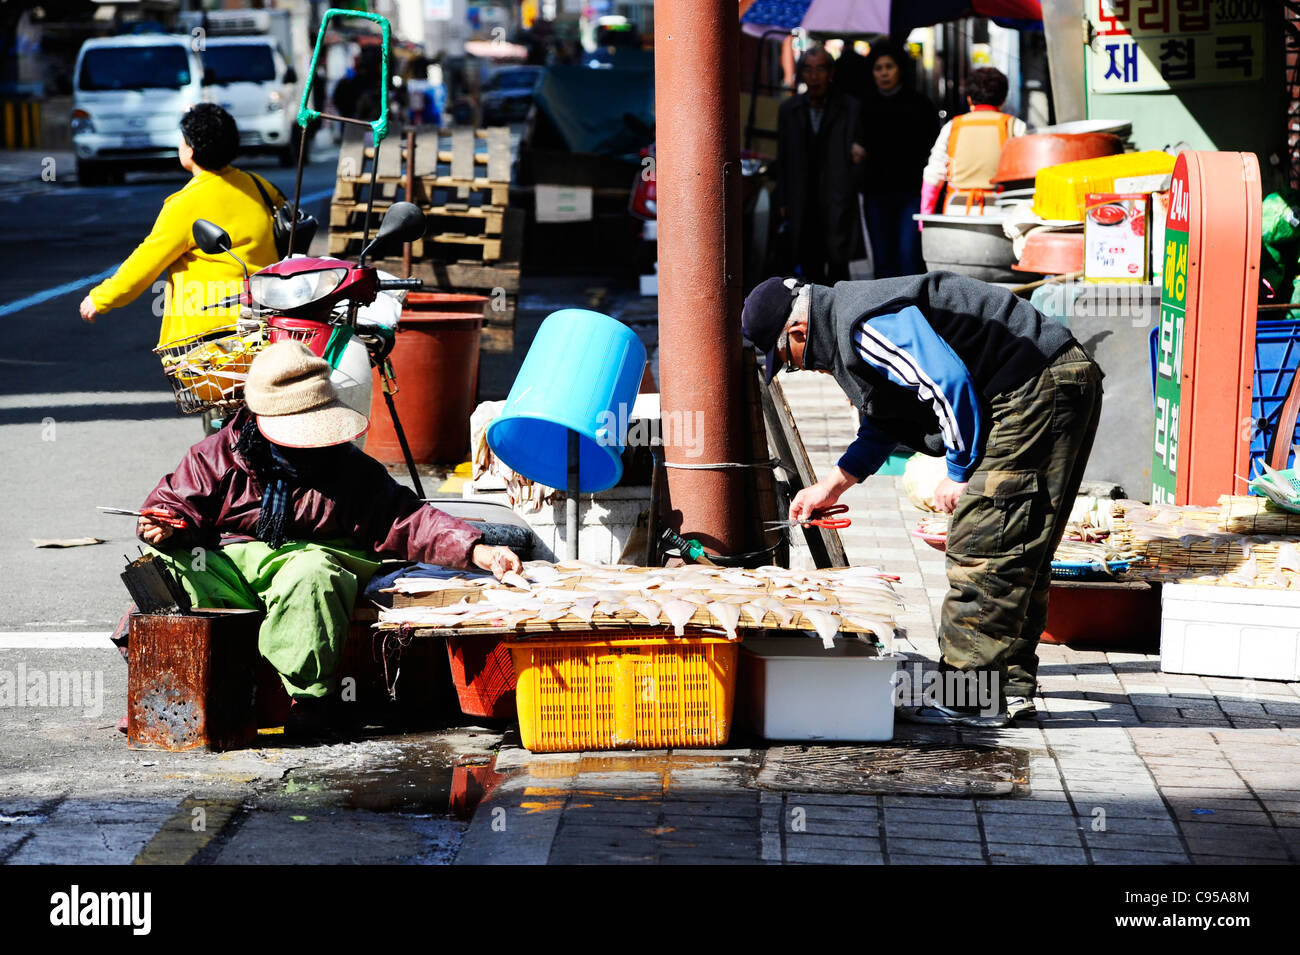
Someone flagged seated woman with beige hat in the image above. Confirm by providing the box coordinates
[132,340,522,734]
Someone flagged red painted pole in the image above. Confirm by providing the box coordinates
[654,1,748,555]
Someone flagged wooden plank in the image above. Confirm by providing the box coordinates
[758,366,849,569]
[419,176,509,207]
[411,128,439,178]
[485,127,512,184]
[428,233,502,260]
[450,128,475,183]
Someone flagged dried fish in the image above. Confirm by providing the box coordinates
[522,562,563,584]
[570,598,598,624]
[754,598,796,627]
[593,601,624,618]
[500,571,531,589]
[739,603,768,626]
[802,608,841,649]
[706,601,741,639]
[536,603,573,623]
[661,599,698,636]
[620,598,662,626]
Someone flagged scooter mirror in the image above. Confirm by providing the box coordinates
[193,219,233,255]
[361,202,426,262]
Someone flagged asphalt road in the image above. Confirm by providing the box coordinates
[0,145,341,632]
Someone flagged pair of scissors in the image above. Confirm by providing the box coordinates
[97,506,190,530]
[765,504,852,531]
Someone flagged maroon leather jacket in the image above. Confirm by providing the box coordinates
[141,412,482,567]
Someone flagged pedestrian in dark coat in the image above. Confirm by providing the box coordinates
[858,41,938,277]
[775,45,866,284]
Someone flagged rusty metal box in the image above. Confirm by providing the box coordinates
[127,609,262,752]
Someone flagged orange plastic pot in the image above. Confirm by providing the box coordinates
[992,133,1124,185]
[366,292,486,465]
[1013,229,1085,274]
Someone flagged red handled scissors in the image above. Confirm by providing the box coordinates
[98,506,190,530]
[765,504,852,531]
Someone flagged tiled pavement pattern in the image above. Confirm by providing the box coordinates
[458,369,1300,865]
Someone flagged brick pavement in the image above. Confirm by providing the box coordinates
[455,369,1300,865]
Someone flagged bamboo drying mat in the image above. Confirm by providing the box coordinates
[379,567,898,638]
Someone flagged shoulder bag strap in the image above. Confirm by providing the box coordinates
[246,171,278,215]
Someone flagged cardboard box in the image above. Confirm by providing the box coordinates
[1085,192,1149,282]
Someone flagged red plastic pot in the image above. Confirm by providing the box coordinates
[366,292,486,465]
[992,133,1124,185]
[1013,229,1085,275]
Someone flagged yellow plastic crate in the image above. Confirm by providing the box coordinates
[510,631,738,753]
[1032,151,1176,222]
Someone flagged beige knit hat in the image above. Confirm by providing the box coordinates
[244,340,368,448]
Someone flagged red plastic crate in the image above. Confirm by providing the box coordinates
[445,632,517,719]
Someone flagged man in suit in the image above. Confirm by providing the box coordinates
[775,45,866,283]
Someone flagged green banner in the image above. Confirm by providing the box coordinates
[1152,228,1189,503]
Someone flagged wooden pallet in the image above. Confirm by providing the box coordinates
[334,126,511,206]
[330,199,505,235]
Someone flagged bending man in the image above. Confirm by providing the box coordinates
[742,273,1103,726]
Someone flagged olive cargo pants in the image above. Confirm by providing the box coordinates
[940,343,1104,702]
[145,540,381,700]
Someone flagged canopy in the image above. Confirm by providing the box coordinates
[739,0,1042,37]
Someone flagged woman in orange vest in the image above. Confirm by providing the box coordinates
[920,68,1025,217]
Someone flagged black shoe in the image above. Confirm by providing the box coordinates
[898,703,1011,729]
[284,697,340,739]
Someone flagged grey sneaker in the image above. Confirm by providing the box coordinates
[1006,696,1038,721]
[898,703,1011,729]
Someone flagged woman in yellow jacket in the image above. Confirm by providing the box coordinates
[79,103,284,347]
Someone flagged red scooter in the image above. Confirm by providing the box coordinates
[191,202,431,496]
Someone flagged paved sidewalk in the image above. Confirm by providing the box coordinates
[456,369,1300,865]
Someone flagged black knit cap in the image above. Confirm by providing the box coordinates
[179,103,239,171]
[742,276,798,383]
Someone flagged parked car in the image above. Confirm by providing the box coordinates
[201,37,303,166]
[480,65,542,126]
[71,34,204,185]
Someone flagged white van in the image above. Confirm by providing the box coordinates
[72,34,204,185]
[200,37,302,167]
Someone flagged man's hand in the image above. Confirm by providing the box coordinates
[934,477,968,514]
[789,466,858,523]
[137,514,174,545]
[850,143,866,164]
[79,295,98,323]
[471,543,522,580]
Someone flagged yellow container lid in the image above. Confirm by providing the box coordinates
[1032,151,1177,222]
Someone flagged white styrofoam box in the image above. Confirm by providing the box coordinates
[639,273,658,297]
[740,637,902,741]
[460,483,651,563]
[1160,583,1300,681]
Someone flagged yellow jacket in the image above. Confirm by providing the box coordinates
[89,166,285,346]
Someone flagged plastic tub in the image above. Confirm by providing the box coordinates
[739,636,901,741]
[487,309,647,492]
[1032,151,1176,222]
[365,292,485,465]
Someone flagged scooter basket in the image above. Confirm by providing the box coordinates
[155,321,267,414]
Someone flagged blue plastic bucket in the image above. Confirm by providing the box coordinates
[487,309,647,492]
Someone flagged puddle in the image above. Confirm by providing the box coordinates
[278,738,504,820]
[757,741,1031,796]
